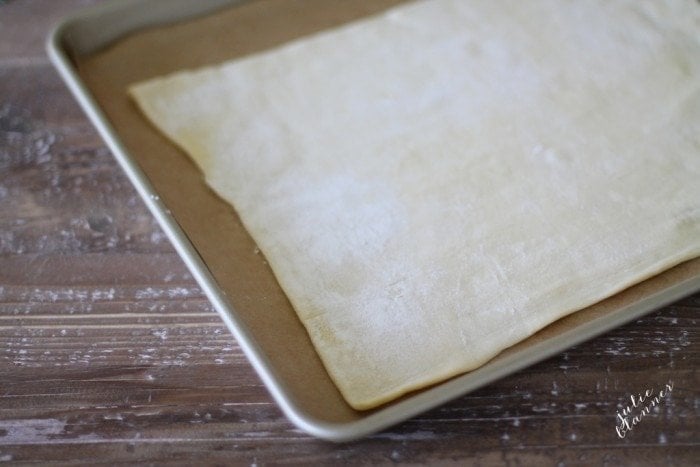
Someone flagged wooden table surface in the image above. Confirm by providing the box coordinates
[1,1,698,465]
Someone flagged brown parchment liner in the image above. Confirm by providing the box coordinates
[73,0,700,423]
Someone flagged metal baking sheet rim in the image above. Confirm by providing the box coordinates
[46,0,700,442]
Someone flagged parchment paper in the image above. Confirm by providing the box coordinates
[75,0,700,419]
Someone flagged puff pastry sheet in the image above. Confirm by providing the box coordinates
[131,0,700,409]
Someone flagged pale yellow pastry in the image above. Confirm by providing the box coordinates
[130,0,700,409]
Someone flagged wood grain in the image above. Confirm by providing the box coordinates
[0,1,698,464]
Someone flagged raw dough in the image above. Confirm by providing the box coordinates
[130,0,700,409]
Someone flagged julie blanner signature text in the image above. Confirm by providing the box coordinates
[615,380,674,438]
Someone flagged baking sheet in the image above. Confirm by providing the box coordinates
[49,0,700,440]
